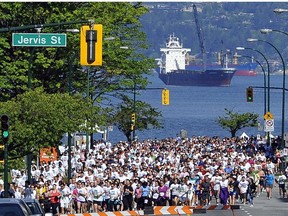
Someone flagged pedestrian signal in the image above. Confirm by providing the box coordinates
[246,87,253,102]
[162,89,170,105]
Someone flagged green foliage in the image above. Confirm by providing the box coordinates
[0,88,103,160]
[217,108,259,137]
[0,2,159,145]
[112,94,163,142]
[0,2,154,99]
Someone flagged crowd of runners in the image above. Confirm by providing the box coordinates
[1,135,288,215]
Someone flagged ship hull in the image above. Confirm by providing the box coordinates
[235,70,256,76]
[183,62,258,76]
[159,68,236,86]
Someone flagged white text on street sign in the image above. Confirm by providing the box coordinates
[12,33,67,47]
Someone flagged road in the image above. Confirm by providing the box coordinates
[59,184,287,216]
[202,184,287,216]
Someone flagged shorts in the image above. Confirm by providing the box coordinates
[93,200,102,205]
[201,192,209,200]
[171,195,179,199]
[266,184,273,189]
[60,202,69,208]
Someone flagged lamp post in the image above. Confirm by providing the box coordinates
[247,38,286,147]
[236,47,270,114]
[235,53,267,115]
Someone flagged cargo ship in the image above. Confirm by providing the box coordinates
[157,34,236,86]
[185,61,258,76]
[234,62,257,76]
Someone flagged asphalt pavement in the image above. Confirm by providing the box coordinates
[202,184,288,216]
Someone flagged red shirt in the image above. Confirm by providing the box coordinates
[50,190,61,203]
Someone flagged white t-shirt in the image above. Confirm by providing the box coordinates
[211,176,222,190]
[238,180,249,194]
[92,185,104,201]
[109,187,120,200]
[220,179,229,188]
[170,183,180,196]
[78,187,87,202]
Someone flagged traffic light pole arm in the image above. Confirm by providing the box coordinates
[0,20,92,32]
[249,85,288,92]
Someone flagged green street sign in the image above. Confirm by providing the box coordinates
[12,33,67,47]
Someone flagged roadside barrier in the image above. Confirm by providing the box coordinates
[64,210,144,216]
[154,206,193,215]
[191,205,240,210]
[62,205,240,216]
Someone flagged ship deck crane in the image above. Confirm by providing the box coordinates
[193,4,206,69]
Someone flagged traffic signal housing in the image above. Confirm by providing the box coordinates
[1,114,9,144]
[246,87,253,102]
[80,24,103,66]
[162,89,170,105]
[131,113,136,130]
[0,145,4,163]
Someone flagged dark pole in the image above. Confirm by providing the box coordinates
[2,114,9,198]
[132,81,136,141]
[86,67,90,152]
[4,140,8,197]
[239,55,267,114]
[0,20,91,33]
[260,29,288,148]
[237,47,270,116]
[237,46,271,143]
[67,53,73,182]
[257,39,286,148]
[27,47,36,184]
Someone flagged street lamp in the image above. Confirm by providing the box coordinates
[260,29,288,147]
[235,54,267,113]
[236,47,270,114]
[247,38,286,147]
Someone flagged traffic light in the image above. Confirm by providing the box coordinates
[162,89,170,105]
[0,145,4,163]
[246,87,253,102]
[131,113,136,124]
[1,114,9,144]
[131,113,136,130]
[80,24,103,66]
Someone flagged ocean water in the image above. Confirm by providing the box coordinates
[95,73,288,143]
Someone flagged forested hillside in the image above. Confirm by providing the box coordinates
[140,2,288,65]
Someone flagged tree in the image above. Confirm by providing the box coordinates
[0,2,154,99]
[216,108,259,137]
[0,88,105,160]
[0,2,155,137]
[0,2,158,141]
[112,95,163,142]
